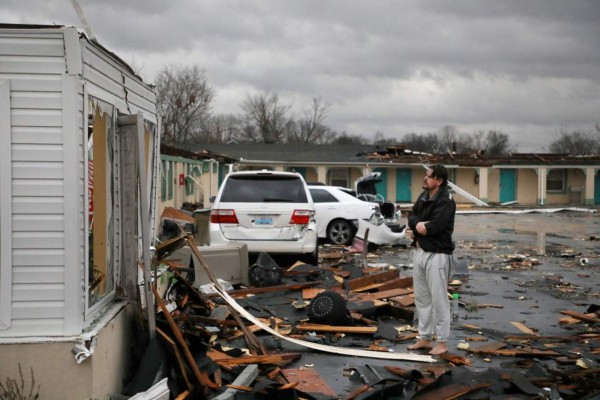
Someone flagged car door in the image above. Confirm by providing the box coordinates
[309,188,340,238]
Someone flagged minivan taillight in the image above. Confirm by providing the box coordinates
[210,209,239,224]
[290,210,312,225]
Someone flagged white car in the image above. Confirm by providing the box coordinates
[210,170,318,264]
[308,185,379,245]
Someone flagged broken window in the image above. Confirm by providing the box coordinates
[87,97,117,309]
[547,169,566,193]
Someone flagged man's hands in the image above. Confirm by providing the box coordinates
[416,221,428,236]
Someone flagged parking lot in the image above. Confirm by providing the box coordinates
[272,209,600,398]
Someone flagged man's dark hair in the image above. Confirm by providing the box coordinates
[428,164,449,185]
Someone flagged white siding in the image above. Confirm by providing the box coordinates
[0,26,157,339]
[0,28,69,337]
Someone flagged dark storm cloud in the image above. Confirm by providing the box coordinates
[3,0,599,150]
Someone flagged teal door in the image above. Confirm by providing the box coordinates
[374,168,388,201]
[499,169,516,203]
[293,167,307,180]
[595,170,600,204]
[396,168,412,202]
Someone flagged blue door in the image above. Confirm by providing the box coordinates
[595,170,600,204]
[499,169,516,203]
[396,168,412,202]
[374,168,388,201]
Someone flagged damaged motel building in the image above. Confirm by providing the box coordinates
[198,143,600,207]
[0,25,160,398]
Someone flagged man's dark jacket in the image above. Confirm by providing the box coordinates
[408,184,456,254]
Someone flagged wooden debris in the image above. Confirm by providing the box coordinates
[560,310,600,323]
[281,368,337,397]
[295,323,378,334]
[215,353,302,367]
[347,269,399,291]
[511,321,537,335]
[153,286,220,390]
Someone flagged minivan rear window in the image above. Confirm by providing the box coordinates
[220,176,309,203]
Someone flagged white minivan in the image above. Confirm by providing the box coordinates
[209,170,318,264]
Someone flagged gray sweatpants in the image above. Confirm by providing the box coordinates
[412,249,452,342]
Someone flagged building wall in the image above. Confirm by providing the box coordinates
[516,169,539,205]
[0,27,74,337]
[0,304,133,400]
[0,26,157,337]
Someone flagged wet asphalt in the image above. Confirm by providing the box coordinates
[270,210,600,398]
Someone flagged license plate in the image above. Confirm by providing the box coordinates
[254,216,273,225]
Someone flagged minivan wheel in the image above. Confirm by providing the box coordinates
[327,219,353,245]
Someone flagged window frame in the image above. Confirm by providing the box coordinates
[547,169,566,193]
[85,96,119,317]
[329,168,349,187]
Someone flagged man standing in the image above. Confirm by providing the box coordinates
[407,164,456,355]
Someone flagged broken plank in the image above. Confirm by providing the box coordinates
[350,276,412,293]
[559,310,600,323]
[470,341,507,354]
[375,276,413,291]
[347,269,399,291]
[295,323,377,334]
[388,294,415,307]
[281,368,337,397]
[511,321,537,335]
[215,353,302,367]
[153,286,219,390]
[351,288,413,302]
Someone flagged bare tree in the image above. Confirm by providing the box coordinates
[373,132,400,147]
[438,125,459,153]
[156,64,213,145]
[287,97,332,144]
[400,132,440,153]
[241,93,291,143]
[199,114,244,144]
[549,130,599,155]
[330,131,369,144]
[465,130,513,155]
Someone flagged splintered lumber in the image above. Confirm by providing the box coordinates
[206,281,323,299]
[214,353,302,367]
[560,310,600,323]
[469,342,507,354]
[440,353,472,366]
[511,321,537,335]
[153,286,219,390]
[388,294,415,307]
[470,341,560,357]
[213,364,259,400]
[295,323,378,334]
[347,269,399,291]
[351,288,413,302]
[186,238,267,356]
[281,368,337,397]
[374,276,413,291]
[156,327,193,391]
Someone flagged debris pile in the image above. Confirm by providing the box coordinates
[126,232,600,399]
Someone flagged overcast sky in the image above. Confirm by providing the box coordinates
[4,1,600,151]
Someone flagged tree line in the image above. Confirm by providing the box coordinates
[156,64,600,155]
